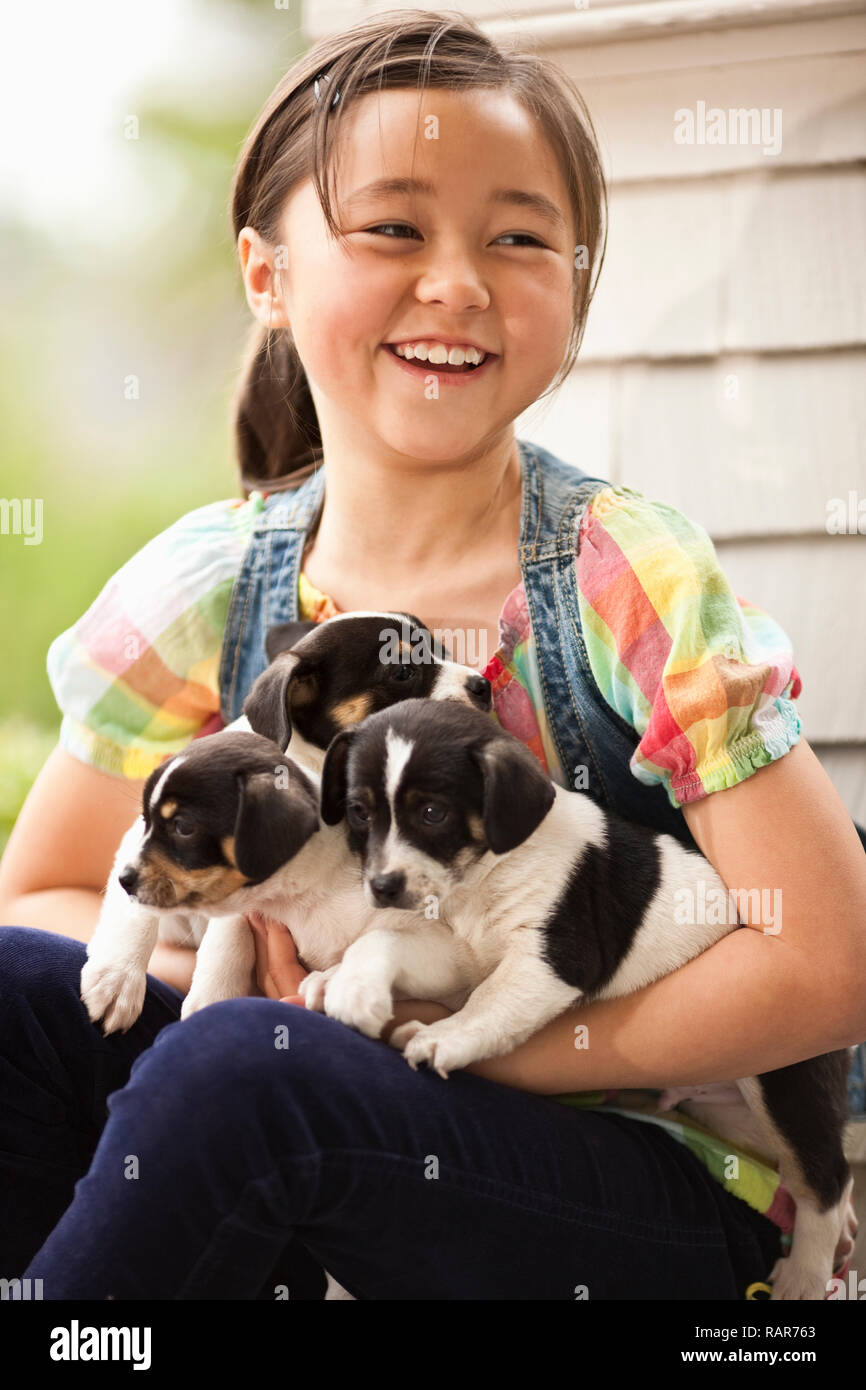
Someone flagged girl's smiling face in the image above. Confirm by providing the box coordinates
[249,86,577,461]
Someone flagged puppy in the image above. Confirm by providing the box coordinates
[82,615,489,1034]
[315,697,853,1302]
[244,611,491,775]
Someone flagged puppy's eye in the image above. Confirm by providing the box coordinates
[422,805,447,825]
[170,817,196,838]
[346,801,370,827]
[388,665,416,683]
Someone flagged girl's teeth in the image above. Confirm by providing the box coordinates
[394,342,485,366]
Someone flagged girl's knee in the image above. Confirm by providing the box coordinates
[0,925,87,1013]
[139,997,347,1083]
[135,997,385,1104]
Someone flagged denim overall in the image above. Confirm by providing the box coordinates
[217,435,865,1114]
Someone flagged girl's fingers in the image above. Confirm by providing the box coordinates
[250,917,280,999]
[267,921,308,999]
[246,912,307,999]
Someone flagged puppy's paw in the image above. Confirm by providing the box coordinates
[180,978,246,1021]
[397,1020,483,1078]
[80,958,147,1036]
[298,965,341,1012]
[768,1254,831,1302]
[318,965,394,1040]
[388,1020,427,1052]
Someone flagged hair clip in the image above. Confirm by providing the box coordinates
[313,71,341,110]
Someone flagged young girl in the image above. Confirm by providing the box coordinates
[1,11,864,1301]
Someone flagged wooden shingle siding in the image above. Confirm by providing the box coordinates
[576,169,866,360]
[560,51,866,180]
[531,352,865,541]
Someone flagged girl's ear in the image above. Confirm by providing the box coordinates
[469,736,556,854]
[319,729,355,826]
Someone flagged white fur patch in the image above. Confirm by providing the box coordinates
[149,757,185,815]
[384,729,414,806]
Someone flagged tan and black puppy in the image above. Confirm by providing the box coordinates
[81,730,320,1035]
[117,730,320,912]
[242,611,491,772]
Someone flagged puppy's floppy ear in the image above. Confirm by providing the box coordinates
[265,620,317,665]
[233,768,319,882]
[243,653,303,750]
[319,728,355,826]
[469,735,556,854]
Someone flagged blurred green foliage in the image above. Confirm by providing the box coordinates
[0,0,306,855]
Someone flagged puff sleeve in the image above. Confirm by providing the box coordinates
[46,495,262,780]
[575,485,803,809]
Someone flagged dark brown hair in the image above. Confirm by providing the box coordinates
[229,8,608,495]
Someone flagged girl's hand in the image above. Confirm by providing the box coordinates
[247,911,308,1004]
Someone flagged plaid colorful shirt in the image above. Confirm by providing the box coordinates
[46,482,804,1247]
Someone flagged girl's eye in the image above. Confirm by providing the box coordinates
[422,805,447,825]
[365,223,419,240]
[496,233,546,248]
[363,225,546,248]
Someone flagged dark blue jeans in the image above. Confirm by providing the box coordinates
[0,925,784,1300]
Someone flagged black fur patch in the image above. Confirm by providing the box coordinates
[757,1052,851,1210]
[540,816,662,995]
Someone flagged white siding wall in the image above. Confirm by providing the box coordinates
[303,0,866,822]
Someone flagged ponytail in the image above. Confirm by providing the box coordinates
[232,321,321,495]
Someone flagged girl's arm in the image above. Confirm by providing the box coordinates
[0,745,197,994]
[459,738,866,1093]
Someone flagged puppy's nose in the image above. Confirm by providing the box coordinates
[466,673,491,709]
[369,871,406,905]
[118,866,139,897]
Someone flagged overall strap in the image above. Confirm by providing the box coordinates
[218,468,325,723]
[518,440,614,798]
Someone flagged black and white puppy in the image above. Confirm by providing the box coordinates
[316,697,854,1301]
[81,616,490,1035]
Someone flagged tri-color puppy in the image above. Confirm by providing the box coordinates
[314,697,854,1301]
[81,614,490,1035]
[243,611,491,775]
